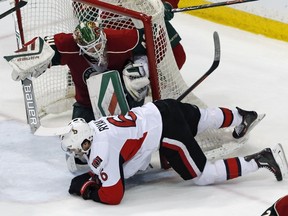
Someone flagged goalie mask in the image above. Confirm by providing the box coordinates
[73,21,107,65]
[61,118,93,157]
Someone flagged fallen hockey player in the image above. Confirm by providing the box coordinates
[60,98,288,205]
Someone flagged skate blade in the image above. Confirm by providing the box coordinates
[245,113,266,136]
[272,143,288,179]
[235,113,266,140]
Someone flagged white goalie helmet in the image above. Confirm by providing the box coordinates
[73,21,107,65]
[60,118,93,156]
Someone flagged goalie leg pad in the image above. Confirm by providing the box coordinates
[87,70,129,118]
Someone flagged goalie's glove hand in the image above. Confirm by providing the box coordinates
[4,37,54,81]
[123,55,150,102]
[163,2,174,21]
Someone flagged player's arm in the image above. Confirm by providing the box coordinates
[43,35,62,66]
[4,37,55,81]
[69,168,125,205]
[87,178,125,205]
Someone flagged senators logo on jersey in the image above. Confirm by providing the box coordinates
[92,156,103,169]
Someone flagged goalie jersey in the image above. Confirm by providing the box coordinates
[87,102,162,204]
[51,28,141,108]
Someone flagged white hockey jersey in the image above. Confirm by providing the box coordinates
[87,102,162,204]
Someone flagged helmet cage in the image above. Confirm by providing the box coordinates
[74,21,107,65]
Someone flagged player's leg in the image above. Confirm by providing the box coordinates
[154,99,258,139]
[159,136,207,180]
[192,143,287,185]
[197,106,258,139]
[160,138,284,184]
[156,99,207,178]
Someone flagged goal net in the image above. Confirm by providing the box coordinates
[10,0,247,160]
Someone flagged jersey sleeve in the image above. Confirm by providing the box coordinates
[88,140,126,205]
[90,177,125,205]
[53,33,80,65]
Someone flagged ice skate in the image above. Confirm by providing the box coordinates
[244,143,288,181]
[233,107,258,139]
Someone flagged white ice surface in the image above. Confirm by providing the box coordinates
[1,2,288,216]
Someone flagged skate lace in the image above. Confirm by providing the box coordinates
[259,161,280,179]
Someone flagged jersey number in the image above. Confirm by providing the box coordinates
[107,111,137,127]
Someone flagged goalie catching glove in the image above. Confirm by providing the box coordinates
[122,55,150,102]
[4,37,55,81]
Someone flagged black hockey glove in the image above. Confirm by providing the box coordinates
[69,172,92,196]
[80,178,101,200]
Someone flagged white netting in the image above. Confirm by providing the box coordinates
[11,0,246,159]
[11,0,77,117]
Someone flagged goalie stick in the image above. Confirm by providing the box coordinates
[171,0,258,13]
[22,77,72,136]
[177,31,220,101]
[0,1,27,19]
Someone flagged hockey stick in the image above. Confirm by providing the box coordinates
[177,31,220,101]
[0,1,27,19]
[172,0,258,13]
[21,78,72,136]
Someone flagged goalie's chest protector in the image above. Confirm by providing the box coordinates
[54,31,139,107]
[88,102,163,180]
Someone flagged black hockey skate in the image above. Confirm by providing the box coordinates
[244,146,283,181]
[233,107,258,139]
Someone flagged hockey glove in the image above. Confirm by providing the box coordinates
[163,2,174,21]
[80,174,102,200]
[69,172,92,196]
[122,55,150,102]
[4,37,55,81]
